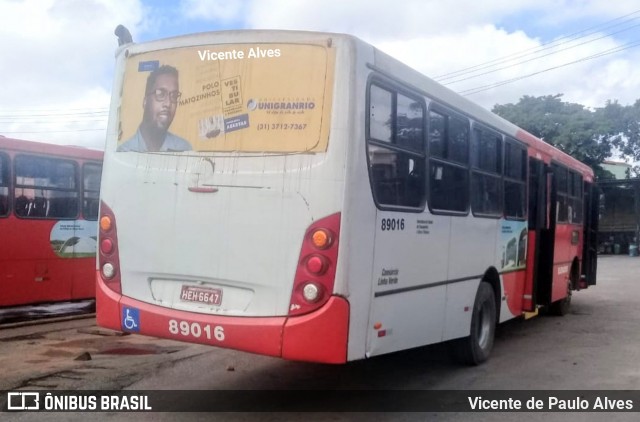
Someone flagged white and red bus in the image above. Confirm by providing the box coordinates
[96,30,598,364]
[0,137,103,307]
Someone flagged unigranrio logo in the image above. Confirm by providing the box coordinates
[254,101,316,110]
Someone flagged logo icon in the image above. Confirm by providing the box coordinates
[7,392,40,410]
[122,307,140,332]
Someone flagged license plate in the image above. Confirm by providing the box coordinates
[180,285,222,306]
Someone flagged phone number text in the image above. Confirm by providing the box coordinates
[257,123,308,131]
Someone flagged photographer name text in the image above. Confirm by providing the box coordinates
[198,47,281,61]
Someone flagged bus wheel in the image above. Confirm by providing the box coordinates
[453,282,496,365]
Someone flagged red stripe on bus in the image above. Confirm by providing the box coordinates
[96,272,123,331]
[282,296,349,364]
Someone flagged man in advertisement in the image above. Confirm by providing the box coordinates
[118,65,192,152]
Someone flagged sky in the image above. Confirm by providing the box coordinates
[1,0,639,150]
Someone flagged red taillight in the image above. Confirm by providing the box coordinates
[100,238,114,254]
[305,255,327,275]
[99,201,122,294]
[289,213,341,316]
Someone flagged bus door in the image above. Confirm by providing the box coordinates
[581,182,598,286]
[524,158,555,310]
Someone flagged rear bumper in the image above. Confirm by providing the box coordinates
[96,272,349,363]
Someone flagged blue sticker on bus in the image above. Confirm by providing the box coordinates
[122,307,140,332]
[224,114,250,133]
[138,61,160,72]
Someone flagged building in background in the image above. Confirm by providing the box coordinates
[601,160,632,180]
[598,178,640,255]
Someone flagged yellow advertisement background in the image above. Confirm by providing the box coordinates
[119,43,334,152]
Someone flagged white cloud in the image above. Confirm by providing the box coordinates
[238,0,640,109]
[180,0,244,22]
[242,0,542,41]
[0,0,145,149]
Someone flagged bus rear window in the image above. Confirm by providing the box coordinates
[117,43,334,154]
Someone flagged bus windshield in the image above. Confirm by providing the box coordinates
[117,43,334,154]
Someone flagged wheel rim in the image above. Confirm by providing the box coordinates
[477,300,492,350]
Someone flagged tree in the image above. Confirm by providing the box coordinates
[492,94,615,179]
[597,99,640,174]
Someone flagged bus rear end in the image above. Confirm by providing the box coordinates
[97,31,351,363]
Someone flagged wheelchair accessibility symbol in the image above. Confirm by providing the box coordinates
[122,307,140,332]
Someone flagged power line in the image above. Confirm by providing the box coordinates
[443,22,640,86]
[434,8,640,82]
[458,39,640,96]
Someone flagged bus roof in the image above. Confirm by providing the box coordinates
[0,137,103,161]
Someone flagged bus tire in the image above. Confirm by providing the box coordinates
[453,282,496,365]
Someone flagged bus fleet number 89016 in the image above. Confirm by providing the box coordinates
[168,319,225,342]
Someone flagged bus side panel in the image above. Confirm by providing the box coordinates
[71,258,97,299]
[0,220,73,306]
[337,40,377,362]
[442,216,498,340]
[367,287,447,356]
[338,188,377,362]
[366,212,450,356]
[442,280,479,342]
[501,271,526,316]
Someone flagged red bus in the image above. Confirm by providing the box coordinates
[0,137,103,307]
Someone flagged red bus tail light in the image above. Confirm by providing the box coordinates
[99,201,122,294]
[289,213,341,316]
[100,238,114,254]
[305,255,328,275]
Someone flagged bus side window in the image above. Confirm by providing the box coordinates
[0,154,8,217]
[48,196,78,219]
[82,163,102,220]
[15,195,30,217]
[0,191,7,216]
[368,147,425,208]
[85,199,100,219]
[15,155,78,219]
[504,140,527,220]
[552,162,568,223]
[428,108,469,214]
[470,127,502,217]
[367,82,425,210]
[31,196,47,217]
[569,171,583,223]
[429,162,468,212]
